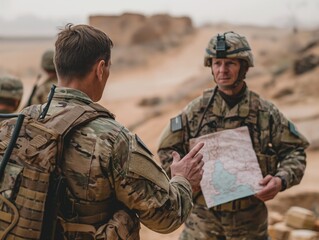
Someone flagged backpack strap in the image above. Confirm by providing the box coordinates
[245,91,271,154]
[245,91,261,152]
[53,103,114,136]
[51,103,115,162]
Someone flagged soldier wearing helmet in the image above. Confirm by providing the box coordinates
[157,31,309,239]
[0,74,23,113]
[25,49,57,106]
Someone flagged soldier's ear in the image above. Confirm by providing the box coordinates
[96,60,105,81]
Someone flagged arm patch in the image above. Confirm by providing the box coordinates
[170,115,182,132]
[288,121,300,137]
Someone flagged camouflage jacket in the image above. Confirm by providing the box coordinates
[24,87,193,235]
[29,76,57,105]
[158,86,309,194]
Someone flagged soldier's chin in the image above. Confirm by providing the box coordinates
[217,83,233,90]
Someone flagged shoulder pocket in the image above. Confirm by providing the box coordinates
[128,134,169,192]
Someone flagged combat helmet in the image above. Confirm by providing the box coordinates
[0,75,23,101]
[204,31,254,67]
[41,50,55,71]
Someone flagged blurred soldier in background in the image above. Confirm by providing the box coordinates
[157,31,309,240]
[0,74,23,113]
[25,49,57,106]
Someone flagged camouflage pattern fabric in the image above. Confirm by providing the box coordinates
[157,85,309,240]
[95,209,140,240]
[0,75,23,114]
[26,87,193,239]
[29,76,57,105]
[179,202,268,240]
[0,75,23,101]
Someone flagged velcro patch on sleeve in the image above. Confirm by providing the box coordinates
[128,153,169,192]
[288,121,300,137]
[129,135,169,192]
[170,115,182,132]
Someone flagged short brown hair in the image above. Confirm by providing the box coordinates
[55,23,113,80]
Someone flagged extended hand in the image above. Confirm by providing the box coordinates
[170,142,205,192]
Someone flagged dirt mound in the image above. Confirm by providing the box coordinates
[249,29,319,107]
[294,54,319,75]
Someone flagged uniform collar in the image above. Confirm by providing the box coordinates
[206,86,250,118]
[53,87,93,104]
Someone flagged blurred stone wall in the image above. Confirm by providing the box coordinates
[89,13,194,47]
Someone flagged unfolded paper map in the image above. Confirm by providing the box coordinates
[190,126,263,208]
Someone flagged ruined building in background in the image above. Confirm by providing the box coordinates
[89,13,194,47]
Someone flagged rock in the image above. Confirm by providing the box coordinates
[269,211,285,225]
[285,207,317,230]
[293,54,319,75]
[289,229,318,240]
[269,222,293,240]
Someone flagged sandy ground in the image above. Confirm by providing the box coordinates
[1,24,319,239]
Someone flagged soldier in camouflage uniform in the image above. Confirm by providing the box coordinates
[26,49,57,105]
[25,23,205,239]
[157,31,309,240]
[0,74,23,113]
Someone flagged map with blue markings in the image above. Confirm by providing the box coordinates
[190,126,263,208]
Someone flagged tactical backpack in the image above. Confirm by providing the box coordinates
[0,101,113,240]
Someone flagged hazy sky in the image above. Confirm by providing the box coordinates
[1,0,319,36]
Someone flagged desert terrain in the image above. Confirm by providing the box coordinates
[1,14,319,239]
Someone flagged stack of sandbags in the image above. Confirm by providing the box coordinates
[268,206,319,240]
[269,222,294,240]
[285,207,317,230]
[315,219,319,232]
[289,230,318,240]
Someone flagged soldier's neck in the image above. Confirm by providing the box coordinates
[218,81,245,96]
[218,82,247,109]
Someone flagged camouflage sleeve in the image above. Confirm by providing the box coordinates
[95,208,141,240]
[270,106,309,189]
[157,114,188,177]
[109,127,193,234]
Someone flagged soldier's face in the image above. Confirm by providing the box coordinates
[211,58,241,89]
[0,100,20,113]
